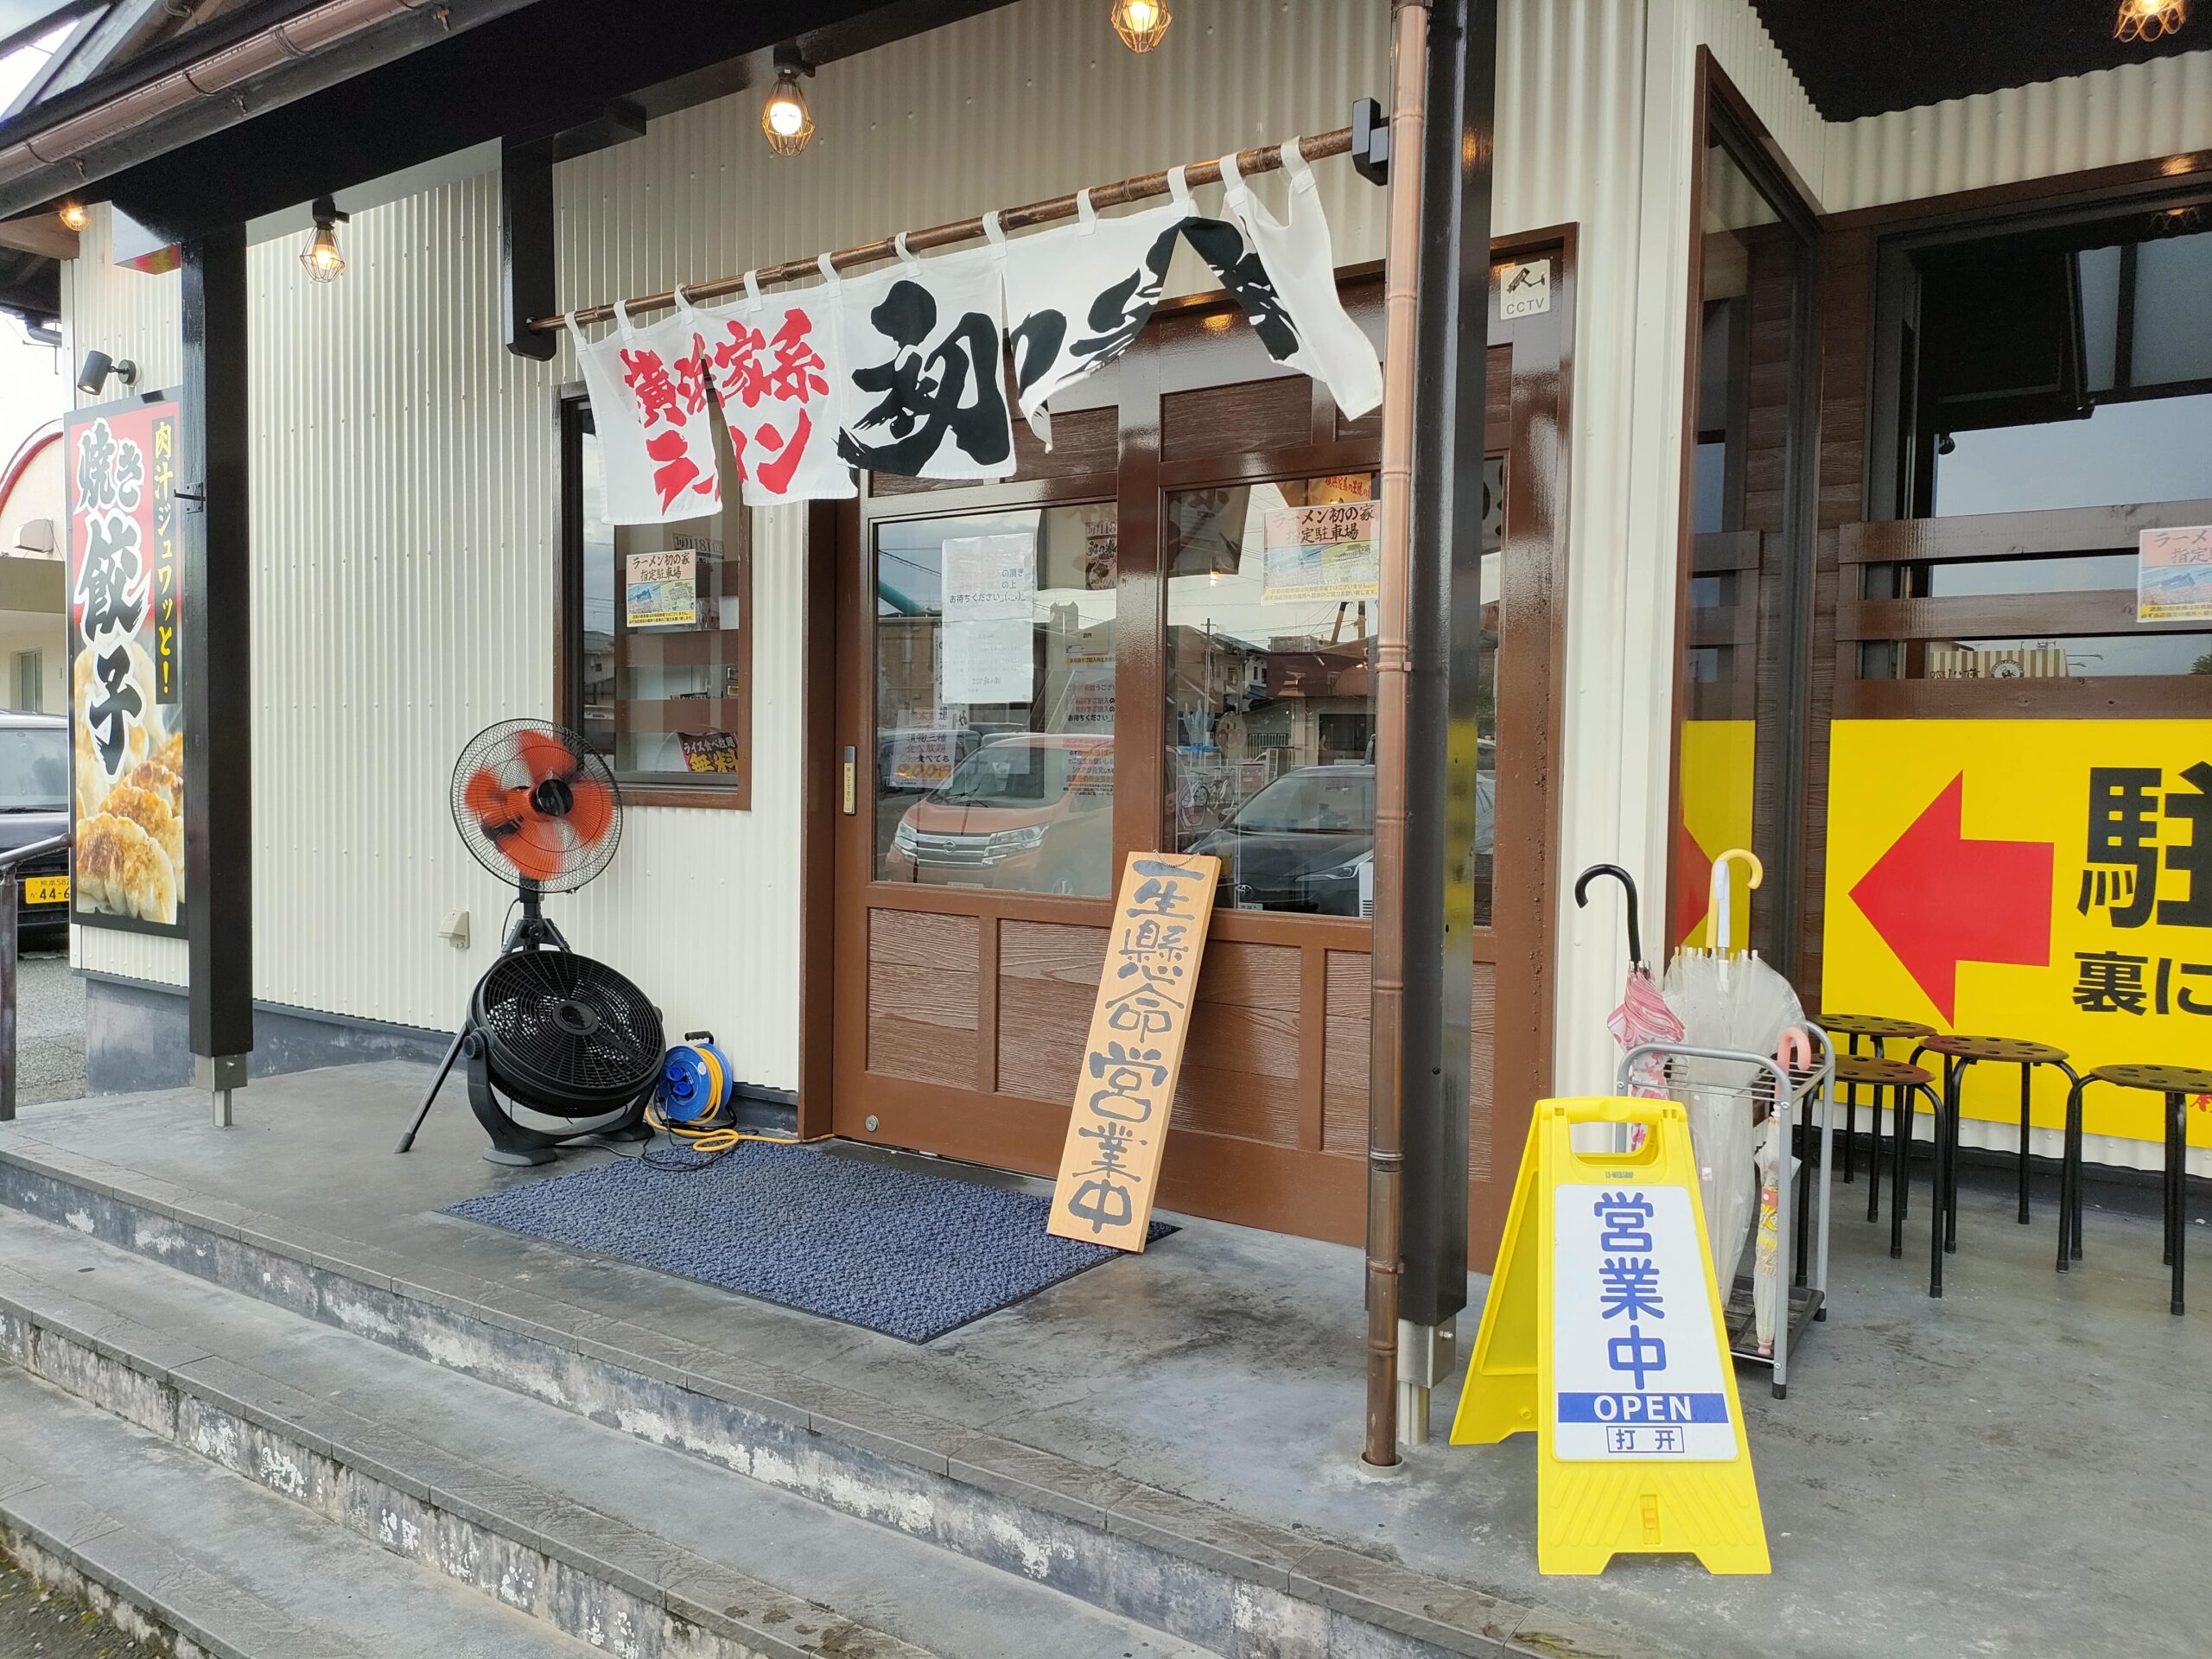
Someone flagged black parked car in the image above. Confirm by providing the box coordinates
[0,713,71,939]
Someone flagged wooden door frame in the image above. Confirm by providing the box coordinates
[799,238,1578,1261]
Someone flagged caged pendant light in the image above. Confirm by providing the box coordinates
[1110,0,1172,52]
[300,196,347,283]
[760,46,816,157]
[2116,0,2186,40]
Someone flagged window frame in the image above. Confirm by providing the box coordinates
[1667,54,1825,967]
[556,390,754,811]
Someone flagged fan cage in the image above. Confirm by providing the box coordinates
[472,949,664,1116]
[449,718,623,894]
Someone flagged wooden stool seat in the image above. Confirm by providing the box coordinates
[2087,1063,2212,1096]
[1821,1013,1936,1041]
[1920,1033,2069,1067]
[1834,1052,1931,1089]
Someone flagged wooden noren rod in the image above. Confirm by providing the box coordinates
[533,126,1356,333]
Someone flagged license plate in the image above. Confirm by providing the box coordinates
[23,875,68,906]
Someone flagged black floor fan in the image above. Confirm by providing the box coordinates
[396,720,665,1165]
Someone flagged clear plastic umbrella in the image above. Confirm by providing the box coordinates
[1661,849,1803,1287]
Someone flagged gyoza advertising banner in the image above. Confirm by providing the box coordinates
[65,393,185,936]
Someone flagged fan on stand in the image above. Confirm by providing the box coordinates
[395,720,665,1166]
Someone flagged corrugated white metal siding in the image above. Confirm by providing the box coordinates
[1824,50,2212,214]
[56,0,1833,1100]
[1522,0,1823,1096]
[59,0,1394,1090]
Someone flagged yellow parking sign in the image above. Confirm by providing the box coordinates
[1823,720,2212,1149]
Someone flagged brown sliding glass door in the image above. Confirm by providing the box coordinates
[830,254,1571,1255]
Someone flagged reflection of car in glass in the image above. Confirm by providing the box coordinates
[887,734,1114,895]
[1187,756,1495,915]
[1188,764,1376,914]
[0,714,71,938]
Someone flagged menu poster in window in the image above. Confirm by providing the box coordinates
[2138,524,2212,623]
[65,394,185,936]
[941,532,1035,704]
[626,549,698,627]
[1262,499,1379,603]
[678,729,741,773]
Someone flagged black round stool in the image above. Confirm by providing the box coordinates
[1909,1035,2077,1256]
[1821,1014,1935,1185]
[2060,1065,2211,1315]
[1834,1051,1948,1295]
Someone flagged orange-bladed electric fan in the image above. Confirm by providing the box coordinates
[397,721,663,1166]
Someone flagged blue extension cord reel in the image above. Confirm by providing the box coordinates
[655,1030,734,1124]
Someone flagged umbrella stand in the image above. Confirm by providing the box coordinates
[1619,1031,1837,1400]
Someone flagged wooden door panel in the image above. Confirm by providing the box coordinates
[866,911,979,1084]
[1322,949,1370,1155]
[995,919,1108,1103]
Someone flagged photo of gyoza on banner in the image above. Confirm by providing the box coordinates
[64,393,185,936]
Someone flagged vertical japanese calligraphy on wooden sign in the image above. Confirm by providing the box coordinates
[1046,851,1220,1251]
[65,393,187,935]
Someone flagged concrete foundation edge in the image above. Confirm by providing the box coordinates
[0,1146,1675,1659]
[0,1294,928,1659]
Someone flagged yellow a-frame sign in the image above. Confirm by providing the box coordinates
[1451,1096,1770,1576]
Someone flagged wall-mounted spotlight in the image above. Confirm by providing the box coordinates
[760,45,816,157]
[1110,0,1173,52]
[75,350,138,397]
[300,195,347,283]
[56,200,88,232]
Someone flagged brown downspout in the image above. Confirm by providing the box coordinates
[1363,0,1430,1471]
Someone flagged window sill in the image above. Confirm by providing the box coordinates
[619,784,752,811]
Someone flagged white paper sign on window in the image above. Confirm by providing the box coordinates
[941,533,1036,704]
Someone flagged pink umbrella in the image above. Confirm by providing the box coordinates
[1576,865,1682,1098]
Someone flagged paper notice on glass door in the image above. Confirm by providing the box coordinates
[942,532,1035,704]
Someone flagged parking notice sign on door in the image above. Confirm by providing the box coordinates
[1824,720,2212,1149]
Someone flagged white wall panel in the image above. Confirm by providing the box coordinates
[59,0,1395,1092]
[52,0,1872,1109]
[1824,50,2212,214]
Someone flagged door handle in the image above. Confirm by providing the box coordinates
[842,745,857,815]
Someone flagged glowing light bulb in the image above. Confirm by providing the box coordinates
[299,201,346,283]
[57,200,88,232]
[1111,0,1172,52]
[760,66,815,156]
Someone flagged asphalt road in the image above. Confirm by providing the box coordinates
[16,944,86,1107]
[0,1548,158,1658]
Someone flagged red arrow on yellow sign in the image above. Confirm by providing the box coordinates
[1847,772,2055,1023]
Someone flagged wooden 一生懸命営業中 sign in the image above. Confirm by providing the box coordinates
[1046,851,1220,1252]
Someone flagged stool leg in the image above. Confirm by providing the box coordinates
[1843,1035,1862,1185]
[1890,1084,1907,1260]
[2017,1064,2033,1225]
[1929,1083,1947,1299]
[2171,1092,2186,1317]
[2057,1077,2083,1273]
[2061,1079,2079,1256]
[2164,1091,2180,1273]
[1867,1075,1885,1225]
[1943,1058,1963,1255]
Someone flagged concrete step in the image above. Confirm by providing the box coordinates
[0,1134,1638,1659]
[0,1367,599,1659]
[0,1203,1221,1659]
